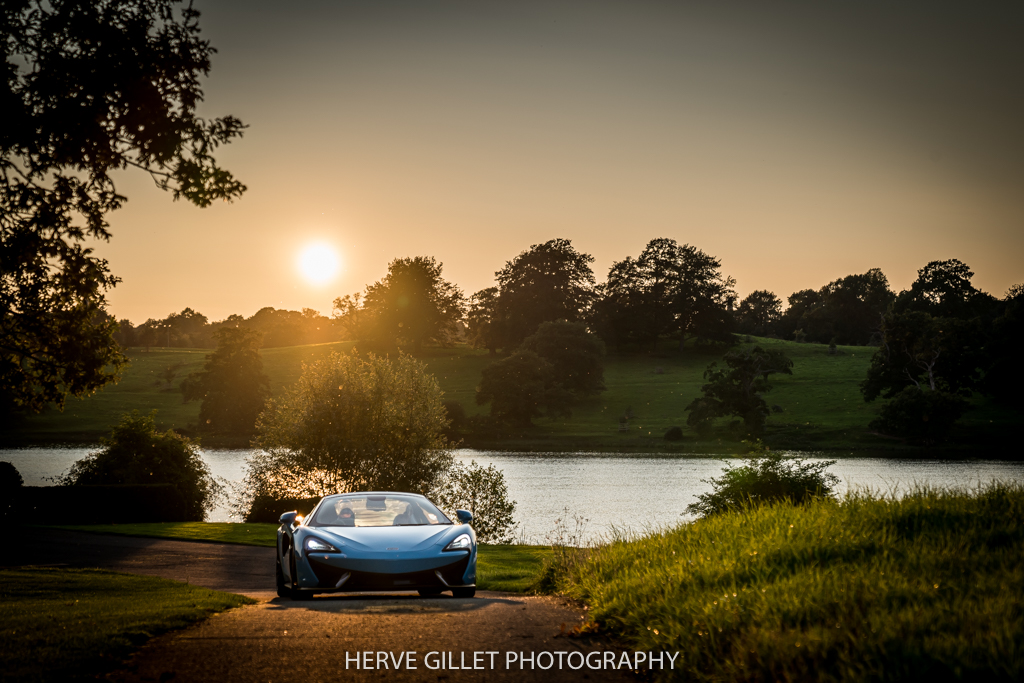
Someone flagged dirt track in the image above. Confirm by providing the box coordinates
[10,530,639,682]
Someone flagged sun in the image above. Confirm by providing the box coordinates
[297,242,340,285]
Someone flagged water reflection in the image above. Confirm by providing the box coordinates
[4,447,1022,543]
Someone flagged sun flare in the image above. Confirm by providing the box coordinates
[298,242,340,285]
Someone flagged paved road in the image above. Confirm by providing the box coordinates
[9,530,636,682]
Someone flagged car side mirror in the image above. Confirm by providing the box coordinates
[456,510,473,525]
[279,511,298,526]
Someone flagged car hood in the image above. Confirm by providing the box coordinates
[308,524,460,552]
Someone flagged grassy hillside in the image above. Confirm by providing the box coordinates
[6,337,1018,451]
[547,485,1024,682]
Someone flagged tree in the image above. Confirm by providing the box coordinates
[593,238,735,351]
[465,287,502,356]
[895,259,983,318]
[495,238,596,348]
[860,310,980,402]
[686,347,793,434]
[246,351,453,504]
[58,411,220,521]
[519,321,606,397]
[475,350,572,426]
[182,327,270,434]
[982,284,1024,407]
[735,290,782,337]
[432,460,517,544]
[2,0,246,411]
[777,269,893,345]
[337,256,465,353]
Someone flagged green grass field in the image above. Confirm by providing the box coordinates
[8,337,1018,451]
[52,523,551,592]
[0,568,252,683]
[547,484,1024,682]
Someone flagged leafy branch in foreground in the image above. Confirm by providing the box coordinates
[2,0,246,411]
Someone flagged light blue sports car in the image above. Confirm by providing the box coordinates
[276,492,477,599]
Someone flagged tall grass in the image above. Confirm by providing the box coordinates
[550,484,1024,681]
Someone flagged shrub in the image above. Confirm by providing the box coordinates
[244,350,452,510]
[869,385,968,444]
[432,460,518,544]
[686,449,837,517]
[664,426,684,441]
[58,412,219,521]
[0,461,23,492]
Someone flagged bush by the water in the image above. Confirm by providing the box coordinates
[550,484,1024,682]
[686,448,838,517]
[59,412,219,520]
[431,460,518,544]
[869,385,969,444]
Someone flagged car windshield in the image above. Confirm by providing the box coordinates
[308,493,453,528]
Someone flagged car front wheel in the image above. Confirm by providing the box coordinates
[275,557,292,599]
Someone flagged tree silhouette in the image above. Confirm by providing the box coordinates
[593,238,735,351]
[182,327,270,434]
[2,0,246,411]
[495,238,596,348]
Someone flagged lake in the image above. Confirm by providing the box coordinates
[5,447,1023,543]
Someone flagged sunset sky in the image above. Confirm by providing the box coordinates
[95,0,1024,323]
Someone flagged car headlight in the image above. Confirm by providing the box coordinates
[304,536,340,553]
[443,534,472,552]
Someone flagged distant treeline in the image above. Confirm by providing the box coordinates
[110,236,1019,363]
[110,307,345,349]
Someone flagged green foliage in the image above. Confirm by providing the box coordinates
[495,238,597,348]
[181,327,270,434]
[58,411,219,521]
[686,346,793,434]
[686,450,838,517]
[551,484,1024,682]
[0,568,251,682]
[1,0,244,411]
[869,385,969,444]
[475,350,572,426]
[519,321,606,396]
[247,350,452,505]
[432,460,518,544]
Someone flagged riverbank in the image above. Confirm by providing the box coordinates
[3,338,1019,454]
[546,484,1024,681]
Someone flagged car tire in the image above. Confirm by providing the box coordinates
[275,557,292,599]
[417,588,443,597]
[452,587,476,598]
